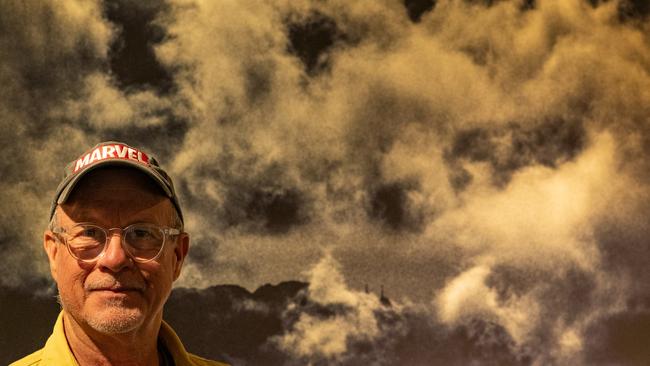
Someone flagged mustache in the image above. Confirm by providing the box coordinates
[85,276,146,292]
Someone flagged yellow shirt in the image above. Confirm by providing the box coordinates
[10,312,229,366]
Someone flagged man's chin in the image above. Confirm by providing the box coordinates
[85,306,146,334]
[59,290,149,334]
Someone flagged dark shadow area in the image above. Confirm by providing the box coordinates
[367,182,423,232]
[584,310,650,366]
[0,282,60,365]
[403,0,437,22]
[287,12,347,76]
[165,281,308,365]
[446,118,586,188]
[618,0,650,20]
[104,0,173,93]
[245,188,304,234]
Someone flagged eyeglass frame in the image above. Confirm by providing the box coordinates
[51,222,181,263]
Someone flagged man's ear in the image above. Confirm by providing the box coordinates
[44,230,60,281]
[172,232,189,281]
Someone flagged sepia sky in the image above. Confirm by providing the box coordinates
[1,0,649,364]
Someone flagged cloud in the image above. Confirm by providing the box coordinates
[273,254,387,361]
[271,254,531,365]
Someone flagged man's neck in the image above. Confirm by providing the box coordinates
[62,311,161,366]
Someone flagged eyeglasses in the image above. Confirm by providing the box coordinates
[52,223,181,263]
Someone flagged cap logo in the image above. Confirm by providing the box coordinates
[73,143,150,173]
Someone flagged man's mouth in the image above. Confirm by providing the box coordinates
[92,287,142,292]
[88,287,145,300]
[87,283,146,293]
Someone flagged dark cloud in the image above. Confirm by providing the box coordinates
[245,188,306,234]
[447,118,586,188]
[244,62,275,105]
[186,236,219,269]
[178,160,310,235]
[287,12,347,76]
[618,0,650,20]
[393,317,531,366]
[593,200,650,305]
[0,0,107,152]
[367,182,423,231]
[487,264,597,324]
[104,0,174,93]
[88,115,189,162]
[584,310,650,366]
[0,2,104,98]
[521,0,536,10]
[403,0,437,22]
[368,183,410,230]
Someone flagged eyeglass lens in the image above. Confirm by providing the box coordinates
[66,224,165,261]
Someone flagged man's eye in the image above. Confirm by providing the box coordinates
[69,226,104,244]
[81,228,98,237]
[72,228,101,240]
[133,229,154,238]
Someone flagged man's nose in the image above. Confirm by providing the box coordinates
[97,232,133,272]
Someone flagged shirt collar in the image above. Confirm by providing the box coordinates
[41,311,195,366]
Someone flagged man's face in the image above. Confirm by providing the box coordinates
[44,168,189,335]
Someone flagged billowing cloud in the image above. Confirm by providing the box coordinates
[1,0,649,364]
[270,255,531,365]
[273,253,392,362]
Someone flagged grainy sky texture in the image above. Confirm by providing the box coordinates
[1,0,649,364]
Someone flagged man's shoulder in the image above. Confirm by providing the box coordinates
[9,348,45,366]
[9,349,229,366]
[188,353,230,366]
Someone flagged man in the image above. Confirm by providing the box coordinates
[11,141,228,366]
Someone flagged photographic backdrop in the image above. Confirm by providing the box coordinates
[1,0,649,365]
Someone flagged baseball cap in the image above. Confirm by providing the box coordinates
[49,141,184,224]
